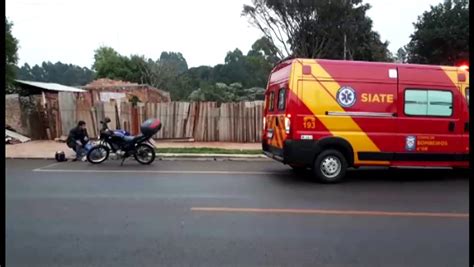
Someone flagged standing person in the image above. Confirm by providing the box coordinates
[66,121,89,161]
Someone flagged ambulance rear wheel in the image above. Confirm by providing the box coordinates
[313,150,348,183]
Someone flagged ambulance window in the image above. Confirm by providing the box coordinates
[427,91,452,116]
[405,89,452,117]
[277,88,286,110]
[268,92,275,111]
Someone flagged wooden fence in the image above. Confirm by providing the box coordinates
[7,93,264,142]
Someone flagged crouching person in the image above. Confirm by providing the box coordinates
[66,121,89,161]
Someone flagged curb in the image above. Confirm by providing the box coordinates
[6,153,270,161]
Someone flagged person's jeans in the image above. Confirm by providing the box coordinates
[75,143,86,159]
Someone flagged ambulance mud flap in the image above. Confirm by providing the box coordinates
[283,138,354,167]
[262,141,284,162]
[283,140,320,166]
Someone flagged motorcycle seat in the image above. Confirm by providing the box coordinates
[123,135,135,142]
[123,134,144,142]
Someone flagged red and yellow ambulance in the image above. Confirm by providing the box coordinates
[262,58,469,183]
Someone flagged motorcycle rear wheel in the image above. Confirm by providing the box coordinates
[134,143,156,165]
[87,145,110,164]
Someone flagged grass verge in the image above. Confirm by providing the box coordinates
[156,147,263,155]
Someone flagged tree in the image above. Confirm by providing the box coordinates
[406,0,469,65]
[6,18,19,92]
[247,36,280,65]
[159,52,188,74]
[92,47,191,99]
[242,0,391,61]
[89,39,275,101]
[187,82,265,102]
[92,47,131,80]
[16,62,95,86]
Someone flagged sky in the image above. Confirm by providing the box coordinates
[6,0,444,69]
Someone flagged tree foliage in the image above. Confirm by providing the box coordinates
[91,37,278,101]
[16,62,95,86]
[188,82,265,102]
[242,0,391,61]
[93,47,131,80]
[6,18,19,91]
[406,0,469,65]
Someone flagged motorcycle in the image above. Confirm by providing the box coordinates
[87,118,162,165]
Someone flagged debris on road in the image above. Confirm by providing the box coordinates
[54,135,68,142]
[5,129,31,144]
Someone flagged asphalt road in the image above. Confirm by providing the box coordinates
[6,159,469,267]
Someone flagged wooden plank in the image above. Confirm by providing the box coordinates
[210,102,216,141]
[58,92,77,136]
[159,102,166,139]
[201,102,206,141]
[227,103,232,141]
[230,102,235,142]
[185,102,196,138]
[174,102,183,138]
[119,101,127,133]
[171,102,177,138]
[90,106,97,138]
[157,103,164,139]
[155,103,162,139]
[244,102,248,142]
[76,94,95,136]
[199,102,205,141]
[103,102,116,130]
[251,101,256,142]
[239,102,243,142]
[151,103,157,139]
[181,102,189,138]
[257,101,263,142]
[178,102,184,138]
[162,102,169,138]
[193,102,200,141]
[218,103,225,141]
[208,102,214,141]
[6,129,31,142]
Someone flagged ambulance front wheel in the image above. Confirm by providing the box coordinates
[313,149,348,183]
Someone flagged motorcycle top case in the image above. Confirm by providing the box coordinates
[140,118,162,136]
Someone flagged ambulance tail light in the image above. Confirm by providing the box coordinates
[459,64,469,72]
[284,115,291,135]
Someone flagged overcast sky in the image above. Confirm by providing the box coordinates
[6,0,443,69]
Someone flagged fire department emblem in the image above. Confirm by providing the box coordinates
[336,86,356,107]
[406,136,416,151]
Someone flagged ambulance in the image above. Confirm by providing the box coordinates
[262,58,469,183]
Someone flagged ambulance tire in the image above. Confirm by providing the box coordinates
[313,149,348,183]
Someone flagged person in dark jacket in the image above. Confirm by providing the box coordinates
[67,121,89,161]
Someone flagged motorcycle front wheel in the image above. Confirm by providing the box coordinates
[87,145,110,164]
[134,143,156,165]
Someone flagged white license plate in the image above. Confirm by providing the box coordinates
[267,131,274,139]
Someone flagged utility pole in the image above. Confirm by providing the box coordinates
[343,33,347,60]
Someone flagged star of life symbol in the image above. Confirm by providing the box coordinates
[406,136,416,151]
[336,86,356,107]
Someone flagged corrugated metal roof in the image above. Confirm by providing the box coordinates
[15,80,86,93]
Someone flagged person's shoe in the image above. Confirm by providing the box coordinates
[81,156,87,162]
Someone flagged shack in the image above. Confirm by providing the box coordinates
[82,78,171,104]
[7,80,86,140]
